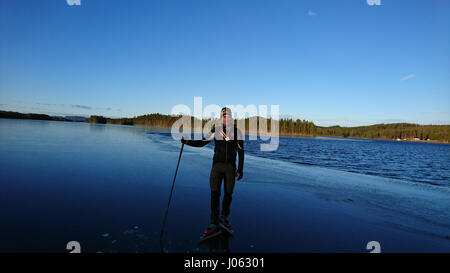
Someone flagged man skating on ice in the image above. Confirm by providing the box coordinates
[181,107,244,237]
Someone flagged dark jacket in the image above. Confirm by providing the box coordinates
[184,125,244,173]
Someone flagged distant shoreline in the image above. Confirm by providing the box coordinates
[276,132,448,144]
[2,116,448,145]
[1,110,448,144]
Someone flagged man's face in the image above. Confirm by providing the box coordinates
[222,114,231,126]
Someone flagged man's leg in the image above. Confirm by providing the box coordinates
[221,164,236,217]
[209,163,223,225]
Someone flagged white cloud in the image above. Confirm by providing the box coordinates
[36,102,116,111]
[400,74,416,82]
[307,10,317,16]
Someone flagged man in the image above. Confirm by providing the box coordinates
[181,107,244,237]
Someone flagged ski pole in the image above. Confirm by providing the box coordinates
[160,142,184,253]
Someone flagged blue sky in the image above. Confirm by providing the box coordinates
[0,0,449,126]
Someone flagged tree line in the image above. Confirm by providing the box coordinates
[1,110,447,142]
[88,113,449,142]
[316,123,450,142]
[89,114,316,136]
[0,110,68,121]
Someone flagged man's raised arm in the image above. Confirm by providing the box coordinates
[181,128,215,147]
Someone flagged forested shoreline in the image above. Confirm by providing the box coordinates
[1,110,448,143]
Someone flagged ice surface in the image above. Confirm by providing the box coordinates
[147,131,450,251]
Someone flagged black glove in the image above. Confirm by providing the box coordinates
[235,171,243,181]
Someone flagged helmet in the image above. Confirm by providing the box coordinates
[221,107,232,117]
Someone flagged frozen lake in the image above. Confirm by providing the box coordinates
[0,118,448,252]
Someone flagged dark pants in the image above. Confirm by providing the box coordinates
[209,162,236,225]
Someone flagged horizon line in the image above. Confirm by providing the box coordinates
[1,109,449,128]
